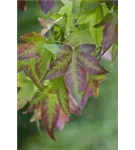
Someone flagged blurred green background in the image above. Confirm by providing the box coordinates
[18,2,118,150]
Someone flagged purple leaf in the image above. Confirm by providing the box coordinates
[78,52,108,75]
[77,44,96,54]
[56,108,69,130]
[43,53,71,80]
[102,21,118,55]
[64,51,87,103]
[39,0,55,14]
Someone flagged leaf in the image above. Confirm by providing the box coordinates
[17,43,39,60]
[105,0,118,10]
[77,44,96,54]
[59,0,74,34]
[18,32,52,88]
[69,94,82,115]
[78,52,108,75]
[41,94,60,140]
[56,108,69,130]
[39,0,55,14]
[57,78,70,115]
[38,17,63,36]
[80,75,107,108]
[18,0,26,11]
[30,106,41,122]
[24,59,42,89]
[94,13,113,28]
[67,29,94,46]
[64,50,87,103]
[89,6,104,46]
[17,74,36,110]
[102,20,118,55]
[44,44,71,55]
[44,53,71,80]
[94,13,118,55]
[43,44,108,105]
[20,32,45,43]
[72,0,82,15]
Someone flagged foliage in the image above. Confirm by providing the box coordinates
[17,0,118,140]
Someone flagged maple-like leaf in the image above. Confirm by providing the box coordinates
[17,32,52,88]
[43,44,108,105]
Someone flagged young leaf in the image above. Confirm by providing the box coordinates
[89,6,104,46]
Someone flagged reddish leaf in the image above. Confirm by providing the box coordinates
[69,94,82,115]
[44,53,71,80]
[64,53,87,103]
[41,94,60,140]
[17,0,26,11]
[56,108,69,130]
[102,21,118,55]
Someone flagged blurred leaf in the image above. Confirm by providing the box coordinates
[16,81,35,110]
[17,0,26,11]
[39,0,55,14]
[56,108,69,130]
[67,29,94,46]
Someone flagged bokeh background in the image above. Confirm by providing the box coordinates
[18,2,118,150]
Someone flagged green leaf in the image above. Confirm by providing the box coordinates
[89,6,104,46]
[67,28,94,46]
[18,31,53,88]
[41,94,60,140]
[16,81,36,110]
[72,0,82,15]
[44,53,71,80]
[57,78,70,115]
[59,0,74,35]
[20,32,45,43]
